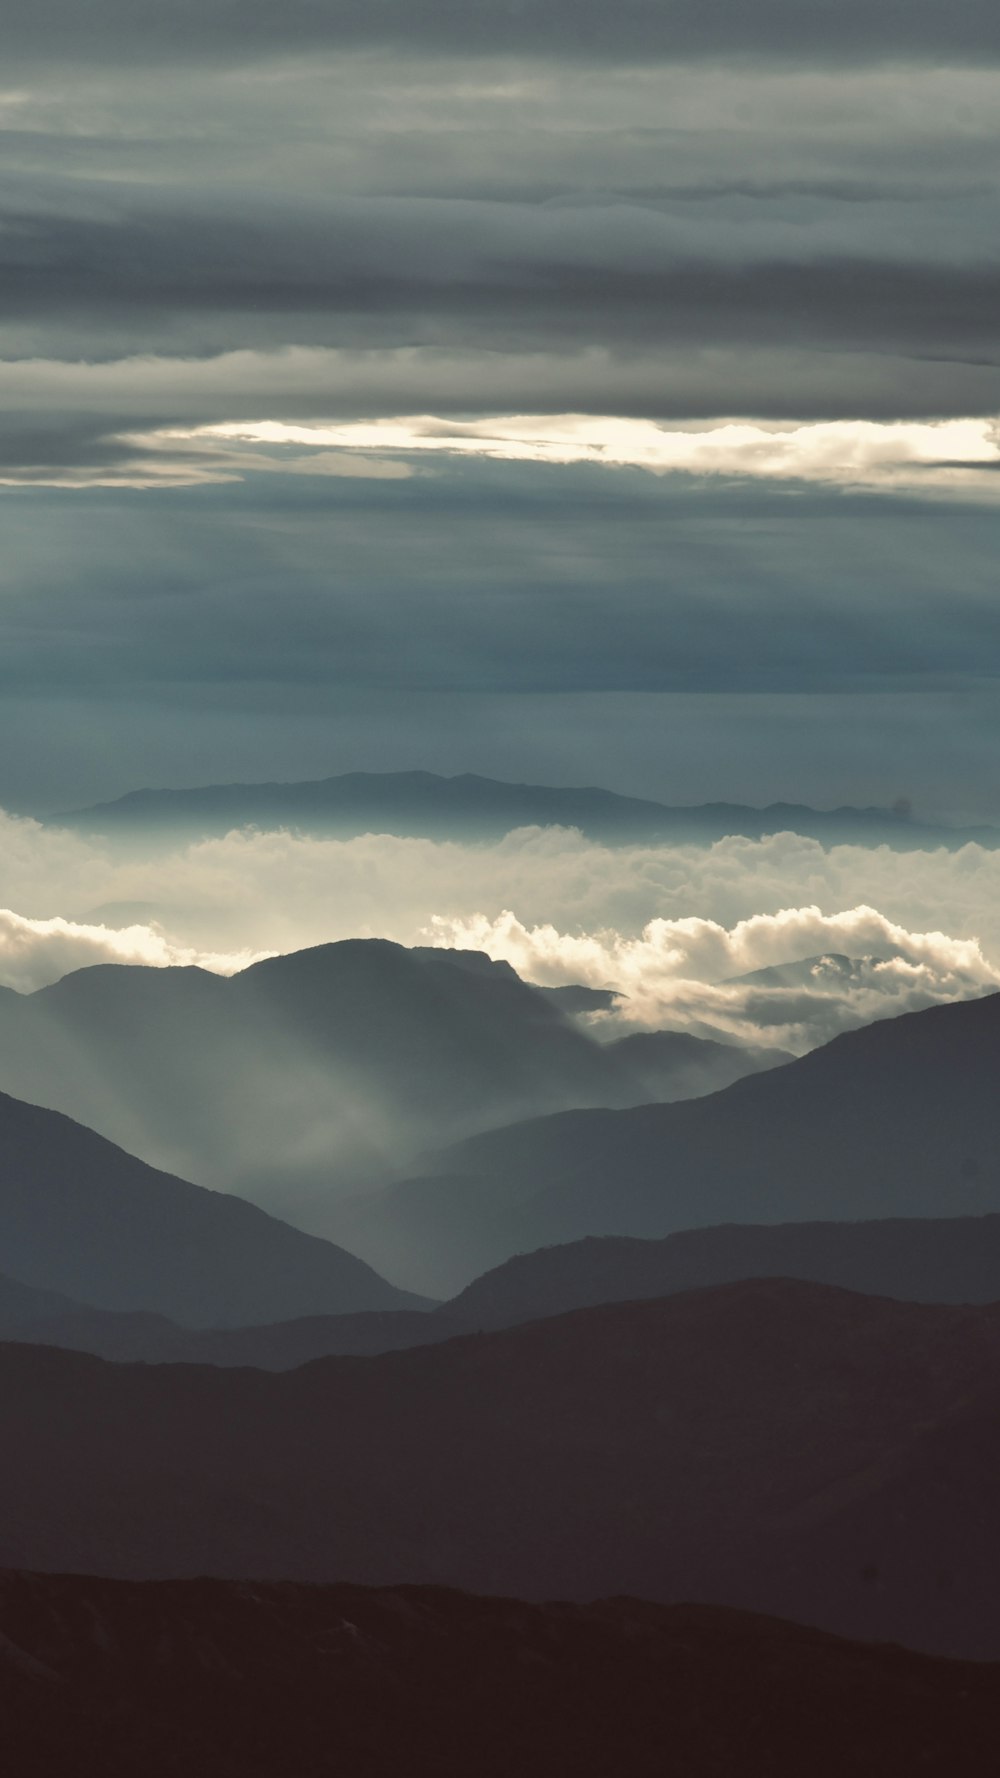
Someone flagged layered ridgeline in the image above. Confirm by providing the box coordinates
[0,1088,421,1324]
[335,990,1000,1294]
[3,1281,1000,1658]
[0,1268,460,1365]
[2,1575,995,1778]
[7,1211,1000,1368]
[449,1213,1000,1331]
[0,941,786,1222]
[51,768,998,849]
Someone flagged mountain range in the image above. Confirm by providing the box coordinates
[9,1205,1000,1368]
[448,1212,1000,1329]
[51,769,998,849]
[0,941,786,1221]
[334,989,1000,1292]
[3,1279,1000,1659]
[0,1086,420,1324]
[2,1572,995,1778]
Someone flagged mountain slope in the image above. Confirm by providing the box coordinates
[0,941,783,1217]
[52,768,996,850]
[0,1088,420,1325]
[338,990,1000,1292]
[448,1213,1000,1330]
[1,1574,996,1778]
[3,1280,1000,1656]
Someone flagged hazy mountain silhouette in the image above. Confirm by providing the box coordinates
[0,1087,421,1325]
[2,1574,996,1778]
[0,1268,458,1365]
[449,1214,1000,1330]
[0,941,784,1220]
[9,1208,1000,1367]
[52,768,998,850]
[3,1280,1000,1657]
[336,991,1000,1293]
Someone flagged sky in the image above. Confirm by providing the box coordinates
[2,4,1000,817]
[1,7,999,1047]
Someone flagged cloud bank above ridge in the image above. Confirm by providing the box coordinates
[2,806,999,1047]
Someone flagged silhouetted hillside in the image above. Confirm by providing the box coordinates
[0,1089,420,1325]
[338,991,1000,1292]
[53,769,997,850]
[0,941,783,1218]
[3,1281,1000,1657]
[449,1214,1000,1329]
[1,1573,996,1778]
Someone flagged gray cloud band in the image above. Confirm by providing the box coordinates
[7,0,1000,66]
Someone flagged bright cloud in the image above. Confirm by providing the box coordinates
[424,904,1000,1050]
[177,413,1000,495]
[0,904,264,993]
[2,805,1000,1043]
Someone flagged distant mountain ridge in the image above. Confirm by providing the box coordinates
[51,769,997,850]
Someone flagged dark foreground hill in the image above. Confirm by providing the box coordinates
[4,1281,1000,1657]
[0,941,782,1217]
[449,1213,1000,1330]
[338,990,1000,1293]
[2,1574,997,1778]
[0,1088,419,1325]
[54,767,996,851]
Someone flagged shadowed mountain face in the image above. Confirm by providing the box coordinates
[53,768,998,851]
[3,1280,1000,1658]
[448,1214,1000,1330]
[335,990,1000,1294]
[2,1575,997,1778]
[0,941,784,1222]
[0,1089,421,1326]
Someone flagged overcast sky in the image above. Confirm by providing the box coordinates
[3,6,999,814]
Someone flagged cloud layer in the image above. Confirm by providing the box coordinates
[0,909,260,994]
[2,806,1000,1047]
[6,1,1000,68]
[2,25,1000,820]
[427,905,1000,1050]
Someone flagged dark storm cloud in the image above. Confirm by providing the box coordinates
[5,193,1000,350]
[6,0,1000,67]
[2,1,1000,824]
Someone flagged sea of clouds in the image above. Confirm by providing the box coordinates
[1,809,998,1050]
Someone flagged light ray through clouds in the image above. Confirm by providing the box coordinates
[1,806,999,1047]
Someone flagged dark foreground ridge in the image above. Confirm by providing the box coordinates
[1,1572,997,1778]
[3,1281,1000,1657]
